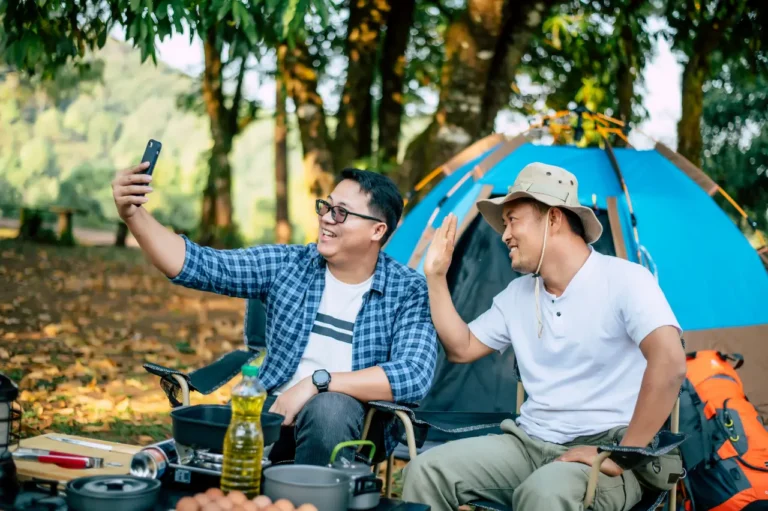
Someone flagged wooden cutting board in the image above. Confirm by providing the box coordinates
[12,433,142,485]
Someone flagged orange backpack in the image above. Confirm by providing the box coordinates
[677,350,768,510]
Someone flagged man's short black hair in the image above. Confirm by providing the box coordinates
[338,168,403,245]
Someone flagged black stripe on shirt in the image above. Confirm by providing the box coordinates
[315,313,355,333]
[311,324,353,344]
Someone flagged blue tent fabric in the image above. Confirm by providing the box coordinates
[387,141,768,334]
[384,145,502,263]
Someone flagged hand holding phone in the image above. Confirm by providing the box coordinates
[140,139,162,177]
[111,139,161,220]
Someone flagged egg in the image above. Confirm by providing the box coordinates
[296,504,318,511]
[228,491,247,505]
[218,497,235,509]
[206,488,225,500]
[176,496,201,511]
[252,495,273,509]
[201,502,222,511]
[194,493,211,507]
[274,499,295,511]
[240,502,259,511]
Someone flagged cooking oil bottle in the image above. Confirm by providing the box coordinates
[221,364,266,498]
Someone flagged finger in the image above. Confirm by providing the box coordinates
[119,173,153,186]
[119,161,150,176]
[447,214,458,245]
[118,185,153,196]
[432,219,445,240]
[117,195,149,206]
[283,410,296,426]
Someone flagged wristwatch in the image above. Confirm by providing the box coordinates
[312,369,331,393]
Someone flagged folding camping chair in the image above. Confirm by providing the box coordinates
[359,361,687,511]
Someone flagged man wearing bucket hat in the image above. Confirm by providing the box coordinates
[402,162,687,511]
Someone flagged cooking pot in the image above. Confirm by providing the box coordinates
[262,465,351,511]
[262,440,382,511]
[65,475,161,511]
[328,441,382,510]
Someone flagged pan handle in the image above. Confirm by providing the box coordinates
[330,440,376,465]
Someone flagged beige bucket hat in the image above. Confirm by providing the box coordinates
[476,162,603,244]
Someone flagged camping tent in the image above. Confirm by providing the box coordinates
[382,131,768,422]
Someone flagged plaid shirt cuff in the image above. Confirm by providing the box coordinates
[169,235,198,286]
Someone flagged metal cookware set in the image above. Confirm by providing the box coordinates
[28,403,384,511]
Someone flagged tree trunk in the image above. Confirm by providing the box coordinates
[480,0,554,135]
[275,45,291,244]
[334,0,390,170]
[677,53,708,167]
[199,28,235,248]
[397,0,505,191]
[115,222,128,247]
[378,0,415,168]
[283,40,336,199]
[398,0,554,192]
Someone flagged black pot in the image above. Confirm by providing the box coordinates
[170,405,283,453]
[65,476,161,511]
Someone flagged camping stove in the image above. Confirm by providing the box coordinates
[130,439,272,492]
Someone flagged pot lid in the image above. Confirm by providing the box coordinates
[67,475,161,500]
[329,458,375,476]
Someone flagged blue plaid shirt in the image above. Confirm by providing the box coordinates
[170,236,438,455]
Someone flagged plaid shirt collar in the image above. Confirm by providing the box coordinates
[309,247,388,295]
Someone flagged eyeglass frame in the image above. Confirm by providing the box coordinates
[315,199,385,224]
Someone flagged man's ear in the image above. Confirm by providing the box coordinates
[550,208,564,230]
[371,223,388,242]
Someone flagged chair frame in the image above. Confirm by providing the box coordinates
[361,381,682,510]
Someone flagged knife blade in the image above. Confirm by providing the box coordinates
[46,435,114,451]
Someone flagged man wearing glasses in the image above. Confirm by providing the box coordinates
[112,164,437,466]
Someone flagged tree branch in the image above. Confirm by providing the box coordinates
[230,56,247,135]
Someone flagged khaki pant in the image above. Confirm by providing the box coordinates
[401,419,644,511]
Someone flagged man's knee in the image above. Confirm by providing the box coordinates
[514,461,631,511]
[296,392,365,432]
[402,446,444,496]
[514,462,586,504]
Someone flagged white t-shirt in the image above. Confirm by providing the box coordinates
[468,247,682,444]
[275,267,372,394]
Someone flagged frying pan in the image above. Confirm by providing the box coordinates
[170,405,283,453]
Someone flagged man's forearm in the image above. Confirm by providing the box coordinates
[621,360,686,447]
[426,275,471,360]
[125,207,186,278]
[328,367,393,402]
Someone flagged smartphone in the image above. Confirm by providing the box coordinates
[140,139,162,176]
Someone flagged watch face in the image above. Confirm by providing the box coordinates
[314,370,330,386]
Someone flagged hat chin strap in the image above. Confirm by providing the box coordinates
[532,209,551,338]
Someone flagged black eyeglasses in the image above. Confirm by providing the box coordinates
[315,199,384,224]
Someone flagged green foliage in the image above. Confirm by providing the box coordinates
[702,70,768,231]
[520,0,659,126]
[663,0,767,71]
[0,1,112,78]
[0,37,314,243]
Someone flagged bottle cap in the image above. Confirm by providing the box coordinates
[242,365,259,377]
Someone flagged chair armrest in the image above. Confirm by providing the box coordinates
[598,431,687,471]
[144,349,260,407]
[584,431,687,509]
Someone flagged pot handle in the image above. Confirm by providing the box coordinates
[330,440,376,465]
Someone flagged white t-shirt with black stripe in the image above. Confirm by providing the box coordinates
[275,267,372,394]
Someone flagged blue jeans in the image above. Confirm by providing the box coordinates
[265,392,385,466]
